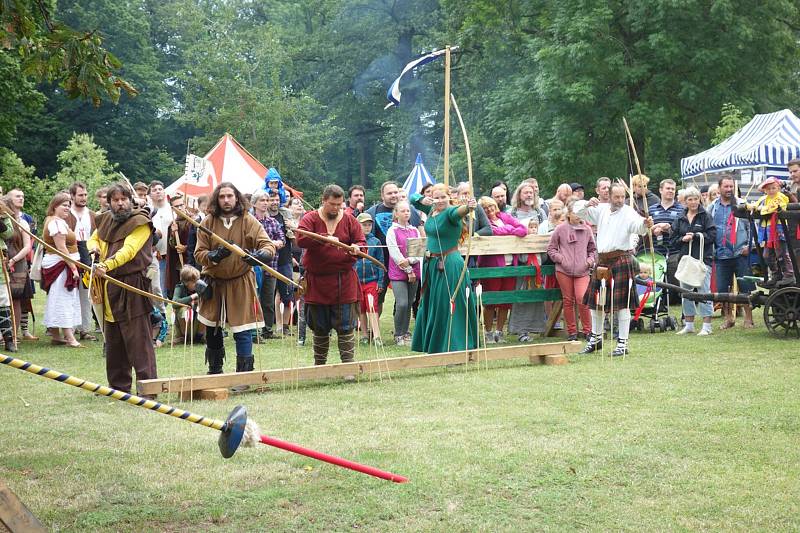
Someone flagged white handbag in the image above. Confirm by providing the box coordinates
[675,233,708,288]
[29,243,44,281]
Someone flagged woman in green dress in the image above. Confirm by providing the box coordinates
[411,183,479,353]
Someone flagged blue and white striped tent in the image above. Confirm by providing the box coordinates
[402,153,435,196]
[681,109,800,180]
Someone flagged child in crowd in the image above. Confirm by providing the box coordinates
[172,264,204,343]
[354,213,385,346]
[538,200,564,235]
[151,308,168,348]
[386,201,421,346]
[748,176,795,288]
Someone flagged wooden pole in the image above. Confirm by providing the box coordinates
[443,46,451,186]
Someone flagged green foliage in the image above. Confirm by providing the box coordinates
[712,103,752,146]
[0,0,136,105]
[0,148,49,224]
[3,0,800,201]
[51,133,118,208]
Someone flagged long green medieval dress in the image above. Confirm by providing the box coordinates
[411,197,478,353]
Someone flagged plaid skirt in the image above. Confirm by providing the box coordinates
[583,253,639,311]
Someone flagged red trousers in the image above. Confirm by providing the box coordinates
[555,272,591,336]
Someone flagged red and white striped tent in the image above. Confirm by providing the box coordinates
[165,133,302,202]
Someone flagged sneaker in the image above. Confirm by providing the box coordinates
[494,331,505,344]
[676,326,694,335]
[297,338,305,346]
[518,333,531,343]
[403,333,412,343]
[567,334,578,341]
[697,328,712,336]
[484,332,495,345]
[395,336,405,346]
[612,339,628,357]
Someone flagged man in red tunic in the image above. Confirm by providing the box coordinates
[296,185,366,365]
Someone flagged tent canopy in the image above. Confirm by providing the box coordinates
[166,134,302,200]
[402,153,435,196]
[681,109,800,179]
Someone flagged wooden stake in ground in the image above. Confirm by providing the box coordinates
[0,479,46,532]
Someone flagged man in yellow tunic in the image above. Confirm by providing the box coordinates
[87,183,157,394]
[194,182,275,374]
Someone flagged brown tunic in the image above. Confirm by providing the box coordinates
[43,216,79,254]
[94,209,154,323]
[195,213,275,332]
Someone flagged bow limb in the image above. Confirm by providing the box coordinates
[293,227,387,272]
[172,207,304,291]
[3,212,188,308]
[623,117,657,273]
[449,93,474,303]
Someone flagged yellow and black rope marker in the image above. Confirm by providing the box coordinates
[0,355,408,482]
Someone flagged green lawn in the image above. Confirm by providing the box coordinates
[1,292,799,531]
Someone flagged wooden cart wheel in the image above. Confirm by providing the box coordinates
[763,287,800,338]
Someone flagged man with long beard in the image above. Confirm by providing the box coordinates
[576,184,653,356]
[194,183,275,374]
[88,184,157,394]
[297,184,366,365]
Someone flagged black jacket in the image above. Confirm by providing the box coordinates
[670,206,716,265]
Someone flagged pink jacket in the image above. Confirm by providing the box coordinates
[477,212,527,267]
[547,222,597,277]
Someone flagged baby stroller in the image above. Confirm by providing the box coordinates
[631,251,677,333]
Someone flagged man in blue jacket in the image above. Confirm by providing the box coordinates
[707,175,754,329]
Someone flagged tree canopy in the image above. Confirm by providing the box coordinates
[1,0,799,206]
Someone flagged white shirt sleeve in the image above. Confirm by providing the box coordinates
[47,218,67,237]
[385,226,406,265]
[576,203,601,226]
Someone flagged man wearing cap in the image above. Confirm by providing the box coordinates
[576,184,653,356]
[570,183,585,200]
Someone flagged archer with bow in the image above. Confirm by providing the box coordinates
[410,183,479,353]
[87,183,159,394]
[295,184,367,366]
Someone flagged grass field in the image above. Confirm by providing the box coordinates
[2,292,799,531]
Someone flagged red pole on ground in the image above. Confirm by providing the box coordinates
[259,434,409,483]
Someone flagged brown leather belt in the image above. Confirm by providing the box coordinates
[598,250,629,263]
[428,246,459,257]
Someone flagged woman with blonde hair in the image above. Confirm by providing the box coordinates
[410,183,478,353]
[41,192,83,347]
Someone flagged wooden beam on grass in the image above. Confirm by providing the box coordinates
[406,234,550,258]
[138,341,580,396]
[0,480,46,533]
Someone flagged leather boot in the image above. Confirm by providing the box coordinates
[205,346,225,374]
[231,356,254,392]
[235,356,254,372]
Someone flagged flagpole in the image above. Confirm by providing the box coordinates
[443,46,451,187]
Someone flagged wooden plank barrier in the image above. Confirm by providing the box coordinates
[137,341,580,397]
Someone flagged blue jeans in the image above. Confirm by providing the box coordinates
[680,265,713,318]
[715,256,753,294]
[158,256,168,299]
